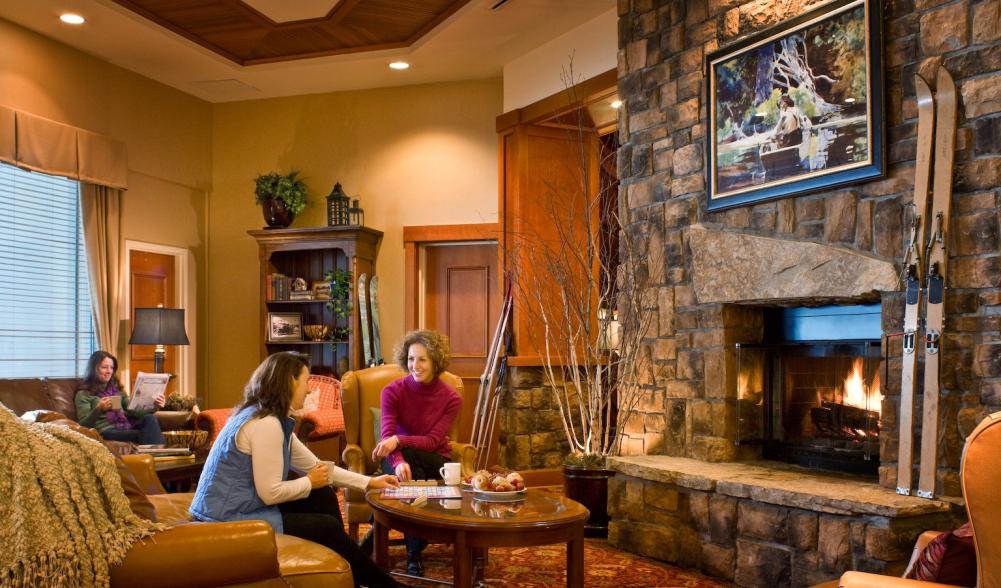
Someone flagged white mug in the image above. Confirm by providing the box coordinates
[439,462,461,485]
[109,396,122,410]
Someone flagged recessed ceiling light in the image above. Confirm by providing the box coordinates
[389,61,410,70]
[60,13,86,25]
[610,99,623,109]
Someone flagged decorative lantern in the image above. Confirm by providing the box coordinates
[349,198,365,227]
[325,183,350,226]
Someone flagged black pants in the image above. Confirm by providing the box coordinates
[100,413,165,445]
[382,448,448,554]
[280,485,401,588]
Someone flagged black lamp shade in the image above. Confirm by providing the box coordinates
[129,308,190,345]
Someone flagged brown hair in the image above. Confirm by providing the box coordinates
[237,352,310,418]
[779,94,794,107]
[82,350,123,391]
[394,330,451,376]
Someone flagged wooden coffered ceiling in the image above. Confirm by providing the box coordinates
[110,0,474,65]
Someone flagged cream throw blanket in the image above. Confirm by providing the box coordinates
[0,404,165,587]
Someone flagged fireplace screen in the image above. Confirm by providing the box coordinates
[736,336,882,475]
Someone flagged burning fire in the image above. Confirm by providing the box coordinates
[842,358,882,413]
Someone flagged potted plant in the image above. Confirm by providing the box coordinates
[255,171,308,228]
[511,70,653,538]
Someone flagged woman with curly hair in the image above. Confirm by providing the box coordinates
[370,329,462,575]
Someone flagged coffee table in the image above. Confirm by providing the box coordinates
[367,487,589,587]
[153,454,207,492]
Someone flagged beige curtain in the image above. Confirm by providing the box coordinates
[80,183,123,353]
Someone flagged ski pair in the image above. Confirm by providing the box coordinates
[357,274,384,368]
[470,277,514,471]
[896,67,956,499]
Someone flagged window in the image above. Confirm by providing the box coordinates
[0,162,95,377]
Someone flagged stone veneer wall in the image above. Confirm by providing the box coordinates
[615,0,1001,497]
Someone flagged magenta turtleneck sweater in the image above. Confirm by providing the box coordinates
[380,374,461,469]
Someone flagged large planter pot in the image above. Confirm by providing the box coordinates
[261,197,295,228]
[563,465,615,538]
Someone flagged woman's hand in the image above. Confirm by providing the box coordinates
[394,462,412,482]
[371,435,400,461]
[307,463,330,489]
[367,474,400,490]
[153,394,166,409]
[96,397,113,411]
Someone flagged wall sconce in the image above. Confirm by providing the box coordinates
[129,307,190,373]
[349,198,365,227]
[326,182,350,226]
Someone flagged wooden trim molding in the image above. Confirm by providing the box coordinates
[403,223,500,244]
[496,69,618,132]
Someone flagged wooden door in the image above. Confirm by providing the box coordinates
[423,243,500,447]
[129,250,178,395]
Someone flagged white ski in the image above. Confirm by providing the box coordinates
[897,74,935,496]
[917,67,956,500]
[357,273,372,368]
[369,276,383,366]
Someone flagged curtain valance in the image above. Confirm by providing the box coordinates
[0,105,128,190]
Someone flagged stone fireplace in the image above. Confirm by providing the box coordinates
[585,0,999,585]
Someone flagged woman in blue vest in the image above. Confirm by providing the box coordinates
[190,351,408,588]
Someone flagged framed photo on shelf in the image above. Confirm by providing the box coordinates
[268,312,303,342]
[311,280,332,300]
[705,0,883,210]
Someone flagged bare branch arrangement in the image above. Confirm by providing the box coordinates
[508,63,657,465]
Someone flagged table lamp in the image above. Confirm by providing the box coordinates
[129,307,190,373]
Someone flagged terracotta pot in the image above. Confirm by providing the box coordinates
[261,197,295,228]
[563,465,615,538]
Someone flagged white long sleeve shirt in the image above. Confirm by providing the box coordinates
[235,414,370,505]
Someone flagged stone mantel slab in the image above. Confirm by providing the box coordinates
[608,456,959,517]
[687,225,898,304]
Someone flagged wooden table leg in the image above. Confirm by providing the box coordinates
[453,530,472,588]
[566,525,584,588]
[373,520,389,567]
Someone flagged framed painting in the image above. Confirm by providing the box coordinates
[706,0,883,210]
[268,312,303,342]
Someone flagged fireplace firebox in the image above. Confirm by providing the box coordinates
[735,305,882,476]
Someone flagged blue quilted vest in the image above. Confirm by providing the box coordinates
[189,406,294,533]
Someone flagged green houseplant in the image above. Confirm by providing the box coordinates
[255,171,308,228]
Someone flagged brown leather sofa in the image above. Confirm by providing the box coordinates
[0,376,189,429]
[117,453,354,588]
[339,364,476,539]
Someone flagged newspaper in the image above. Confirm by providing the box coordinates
[129,371,170,411]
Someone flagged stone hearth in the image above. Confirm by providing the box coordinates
[607,457,963,586]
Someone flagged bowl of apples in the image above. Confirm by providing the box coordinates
[463,469,526,501]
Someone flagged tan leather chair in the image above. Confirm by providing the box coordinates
[340,364,477,539]
[118,454,354,588]
[817,411,1001,587]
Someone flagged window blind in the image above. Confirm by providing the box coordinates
[0,162,95,377]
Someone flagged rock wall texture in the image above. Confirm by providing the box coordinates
[615,0,1001,498]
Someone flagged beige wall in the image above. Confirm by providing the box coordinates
[208,79,502,407]
[0,18,212,396]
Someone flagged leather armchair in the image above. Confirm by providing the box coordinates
[818,411,1001,587]
[339,364,477,539]
[117,454,354,588]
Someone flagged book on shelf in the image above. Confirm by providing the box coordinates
[289,291,314,301]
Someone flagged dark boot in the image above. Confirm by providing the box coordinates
[405,547,424,577]
[358,527,374,557]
